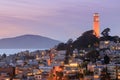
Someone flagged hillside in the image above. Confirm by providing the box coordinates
[0,34,60,49]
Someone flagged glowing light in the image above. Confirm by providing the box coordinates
[94,75,99,79]
[93,13,100,37]
[104,41,109,44]
[69,63,78,67]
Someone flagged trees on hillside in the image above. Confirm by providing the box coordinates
[64,39,73,64]
[56,28,119,51]
[56,43,66,50]
[100,28,120,42]
[73,30,99,50]
[85,50,99,63]
[56,30,99,50]
[101,28,110,37]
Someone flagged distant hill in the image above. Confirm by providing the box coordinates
[0,34,60,49]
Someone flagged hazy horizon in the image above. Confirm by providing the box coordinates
[0,0,120,42]
[0,34,61,42]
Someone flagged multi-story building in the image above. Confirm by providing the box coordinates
[106,64,120,80]
[107,64,117,79]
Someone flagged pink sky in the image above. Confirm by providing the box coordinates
[0,0,120,41]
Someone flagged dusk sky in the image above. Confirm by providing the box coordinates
[0,0,120,42]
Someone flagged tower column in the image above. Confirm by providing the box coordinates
[93,13,100,37]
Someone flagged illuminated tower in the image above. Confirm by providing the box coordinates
[93,13,100,37]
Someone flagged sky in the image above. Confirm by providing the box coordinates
[0,0,120,42]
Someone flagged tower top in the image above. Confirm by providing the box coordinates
[94,13,99,16]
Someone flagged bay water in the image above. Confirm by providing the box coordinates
[0,49,44,56]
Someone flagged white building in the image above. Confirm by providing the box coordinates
[100,41,120,51]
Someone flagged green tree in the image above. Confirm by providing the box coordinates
[104,55,110,64]
[56,43,66,50]
[85,50,99,63]
[101,28,110,37]
[2,53,6,58]
[64,39,73,64]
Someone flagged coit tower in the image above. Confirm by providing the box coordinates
[93,13,100,37]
